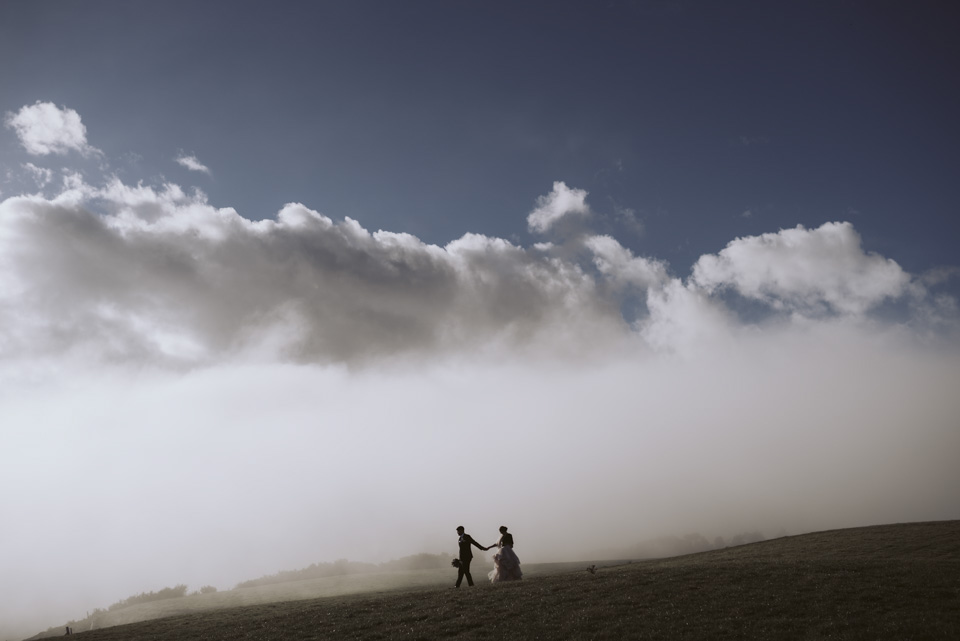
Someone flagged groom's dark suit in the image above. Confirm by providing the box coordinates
[456,530,485,587]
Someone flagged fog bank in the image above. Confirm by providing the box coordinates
[2,328,958,637]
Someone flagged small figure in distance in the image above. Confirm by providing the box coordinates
[455,525,490,588]
[488,525,523,582]
[586,564,597,574]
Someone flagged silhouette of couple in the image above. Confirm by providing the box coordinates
[454,525,522,587]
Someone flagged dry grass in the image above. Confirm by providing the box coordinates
[61,521,960,640]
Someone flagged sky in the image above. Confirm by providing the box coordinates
[1,1,959,637]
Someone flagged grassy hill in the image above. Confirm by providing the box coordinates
[42,521,960,640]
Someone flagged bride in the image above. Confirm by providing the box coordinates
[488,525,522,582]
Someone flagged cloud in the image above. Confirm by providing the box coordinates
[23,162,53,188]
[640,278,737,356]
[175,153,211,175]
[613,204,645,238]
[0,176,951,368]
[0,180,633,367]
[4,101,100,156]
[920,265,960,288]
[691,222,915,317]
[526,180,591,233]
[584,234,668,289]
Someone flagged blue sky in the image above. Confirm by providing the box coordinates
[1,2,958,638]
[2,1,957,274]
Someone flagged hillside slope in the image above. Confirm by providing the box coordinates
[45,521,960,640]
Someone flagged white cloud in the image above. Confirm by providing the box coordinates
[585,234,668,289]
[0,181,629,366]
[4,101,100,156]
[23,162,53,188]
[640,278,737,356]
[175,153,211,175]
[0,179,951,367]
[691,222,914,316]
[526,180,591,233]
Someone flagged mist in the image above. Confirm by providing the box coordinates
[2,325,959,638]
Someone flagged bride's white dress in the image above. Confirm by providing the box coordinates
[488,545,522,582]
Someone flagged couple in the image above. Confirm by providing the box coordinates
[454,525,522,587]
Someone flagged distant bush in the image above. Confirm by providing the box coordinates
[235,553,451,589]
[198,585,218,594]
[107,585,188,611]
[236,559,377,589]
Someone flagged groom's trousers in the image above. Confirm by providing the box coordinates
[456,557,474,587]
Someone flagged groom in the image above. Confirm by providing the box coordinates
[455,525,487,588]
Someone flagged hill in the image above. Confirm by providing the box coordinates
[38,521,960,640]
